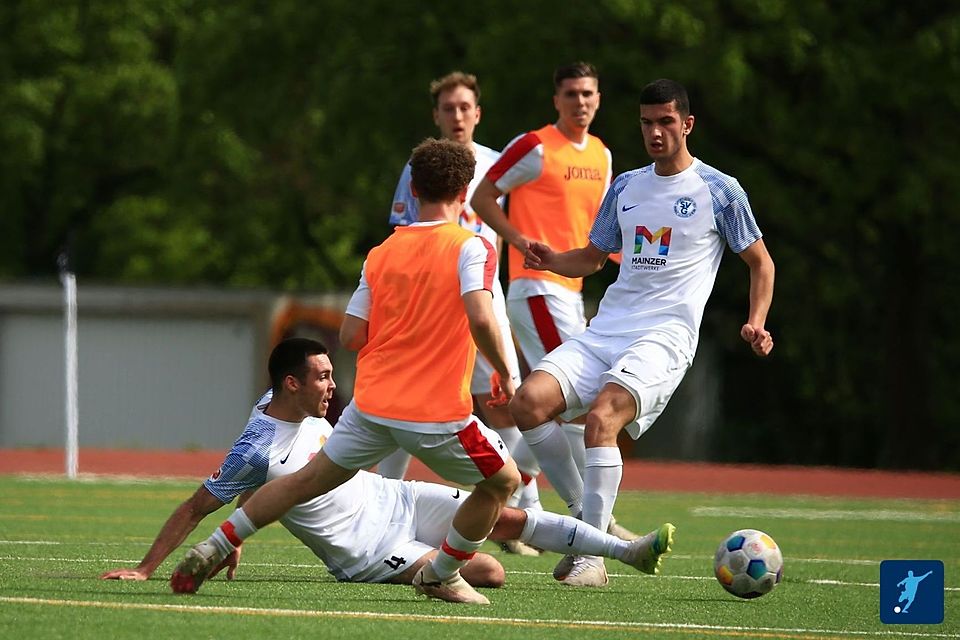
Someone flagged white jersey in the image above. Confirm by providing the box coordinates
[587,158,762,357]
[205,392,416,581]
[389,141,501,249]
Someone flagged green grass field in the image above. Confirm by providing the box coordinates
[0,475,957,639]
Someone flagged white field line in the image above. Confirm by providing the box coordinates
[1,596,958,639]
[691,506,960,523]
[0,541,886,565]
[2,553,959,591]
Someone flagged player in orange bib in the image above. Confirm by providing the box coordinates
[171,139,520,605]
[472,63,637,543]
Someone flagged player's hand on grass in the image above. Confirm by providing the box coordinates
[740,324,773,357]
[207,546,241,581]
[100,567,150,580]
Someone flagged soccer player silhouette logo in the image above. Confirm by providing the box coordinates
[895,570,933,614]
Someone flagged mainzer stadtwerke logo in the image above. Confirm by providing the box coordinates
[879,560,944,624]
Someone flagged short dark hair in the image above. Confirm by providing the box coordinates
[409,138,475,203]
[639,78,690,117]
[430,71,480,107]
[553,61,598,88]
[268,337,328,394]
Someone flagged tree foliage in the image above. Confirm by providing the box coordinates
[2,0,958,468]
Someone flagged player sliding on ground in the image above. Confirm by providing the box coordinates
[100,339,675,595]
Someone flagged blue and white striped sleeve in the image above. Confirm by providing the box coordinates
[203,420,274,503]
[388,162,419,226]
[589,171,637,253]
[696,166,762,253]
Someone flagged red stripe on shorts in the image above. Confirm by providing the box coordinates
[441,539,477,561]
[457,420,506,479]
[527,295,563,353]
[519,471,534,486]
[220,521,243,547]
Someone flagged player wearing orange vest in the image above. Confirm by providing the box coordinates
[171,139,520,606]
[380,75,543,545]
[472,64,611,477]
[472,63,638,545]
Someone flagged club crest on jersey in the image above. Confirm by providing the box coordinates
[674,197,696,218]
[209,467,222,481]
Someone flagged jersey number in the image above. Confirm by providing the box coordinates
[383,555,407,570]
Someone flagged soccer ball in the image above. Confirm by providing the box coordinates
[714,529,783,599]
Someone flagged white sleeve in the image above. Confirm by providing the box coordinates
[344,262,371,319]
[458,236,496,295]
[486,132,544,194]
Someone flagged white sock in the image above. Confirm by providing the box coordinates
[431,526,484,579]
[210,507,258,556]
[377,449,411,479]
[518,477,542,511]
[521,422,583,515]
[560,422,586,476]
[501,426,543,510]
[519,508,627,559]
[499,426,541,476]
[582,447,622,534]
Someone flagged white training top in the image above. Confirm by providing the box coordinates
[389,141,501,249]
[586,158,762,357]
[204,392,410,581]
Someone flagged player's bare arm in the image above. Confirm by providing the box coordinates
[100,485,225,580]
[471,178,528,253]
[524,241,608,278]
[737,238,775,357]
[462,289,515,406]
[339,314,369,351]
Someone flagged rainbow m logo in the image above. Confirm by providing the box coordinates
[634,226,672,256]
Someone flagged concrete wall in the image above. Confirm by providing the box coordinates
[0,284,348,449]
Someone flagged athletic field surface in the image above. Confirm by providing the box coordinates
[1,450,957,639]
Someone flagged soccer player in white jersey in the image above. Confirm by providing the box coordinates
[512,78,775,587]
[382,71,544,551]
[100,339,675,592]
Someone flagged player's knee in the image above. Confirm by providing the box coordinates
[479,461,521,501]
[483,563,506,588]
[510,385,550,428]
[467,555,505,588]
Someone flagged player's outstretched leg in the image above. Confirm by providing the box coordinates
[413,563,490,605]
[621,523,676,575]
[170,541,224,594]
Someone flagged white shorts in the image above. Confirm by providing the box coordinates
[506,292,585,371]
[535,329,691,439]
[324,402,511,485]
[346,480,471,583]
